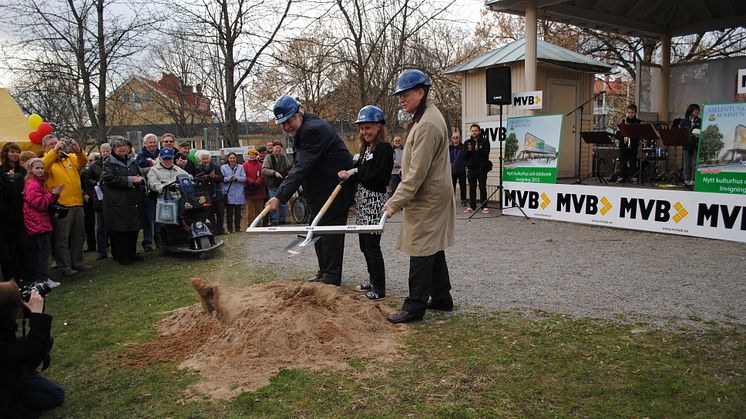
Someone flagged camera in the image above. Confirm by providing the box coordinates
[21,282,52,302]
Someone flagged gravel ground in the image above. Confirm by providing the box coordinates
[238,211,746,328]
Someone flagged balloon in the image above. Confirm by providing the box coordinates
[28,114,43,130]
[37,122,53,137]
[29,131,43,144]
[188,149,198,164]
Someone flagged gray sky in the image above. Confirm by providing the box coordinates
[0,0,488,89]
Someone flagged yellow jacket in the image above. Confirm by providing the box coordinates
[42,149,88,206]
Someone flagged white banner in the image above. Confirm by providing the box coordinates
[512,90,543,110]
[502,182,746,243]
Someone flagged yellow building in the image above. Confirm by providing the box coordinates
[107,74,212,133]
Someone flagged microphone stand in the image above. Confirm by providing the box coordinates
[567,90,605,184]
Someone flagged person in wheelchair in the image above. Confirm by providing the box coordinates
[147,148,192,240]
[147,148,191,197]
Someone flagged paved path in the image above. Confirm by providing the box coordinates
[234,211,746,327]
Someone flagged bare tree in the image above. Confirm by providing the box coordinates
[166,0,293,147]
[10,59,90,142]
[1,0,153,144]
[332,0,455,130]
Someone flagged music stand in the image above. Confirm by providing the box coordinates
[580,131,613,184]
[619,123,659,185]
[658,126,692,189]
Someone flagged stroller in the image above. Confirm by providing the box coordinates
[158,175,224,259]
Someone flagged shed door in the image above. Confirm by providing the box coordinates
[549,82,578,178]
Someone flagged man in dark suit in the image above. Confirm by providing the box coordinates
[266,96,354,285]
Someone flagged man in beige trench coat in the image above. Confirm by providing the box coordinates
[383,69,456,324]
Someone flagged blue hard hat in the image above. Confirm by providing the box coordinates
[392,69,431,95]
[273,95,301,124]
[354,105,385,124]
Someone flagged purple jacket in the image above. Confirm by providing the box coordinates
[23,176,55,236]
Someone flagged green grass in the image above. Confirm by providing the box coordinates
[41,236,746,418]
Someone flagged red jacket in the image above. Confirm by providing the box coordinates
[23,176,55,236]
[242,159,266,200]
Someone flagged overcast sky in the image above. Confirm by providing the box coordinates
[0,0,488,90]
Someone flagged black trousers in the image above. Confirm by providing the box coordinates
[452,172,466,202]
[83,199,96,251]
[210,200,225,234]
[109,230,138,263]
[402,250,453,317]
[359,233,385,294]
[467,170,488,209]
[225,204,242,232]
[314,209,348,284]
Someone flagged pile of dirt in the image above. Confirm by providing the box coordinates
[126,279,409,399]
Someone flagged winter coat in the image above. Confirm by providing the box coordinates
[463,135,491,172]
[84,158,105,211]
[42,149,87,206]
[221,163,246,205]
[175,152,197,175]
[0,165,26,236]
[386,100,456,257]
[678,116,702,151]
[0,313,54,418]
[102,154,145,232]
[195,162,224,202]
[242,159,266,200]
[274,113,354,217]
[135,147,160,176]
[23,175,56,236]
[392,145,404,175]
[147,161,190,195]
[262,153,293,188]
[449,143,466,175]
[353,142,393,193]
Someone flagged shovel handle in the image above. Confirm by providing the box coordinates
[247,205,273,231]
[299,182,344,246]
[318,184,343,217]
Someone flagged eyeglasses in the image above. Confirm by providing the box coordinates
[163,140,175,143]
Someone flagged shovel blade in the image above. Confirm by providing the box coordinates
[284,234,320,255]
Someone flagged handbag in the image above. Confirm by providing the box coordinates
[485,160,494,173]
[155,189,179,224]
[49,203,69,219]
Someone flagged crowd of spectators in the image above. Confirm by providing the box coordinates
[0,135,281,289]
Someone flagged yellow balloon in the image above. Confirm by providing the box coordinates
[28,114,43,130]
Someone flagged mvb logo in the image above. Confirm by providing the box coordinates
[504,190,542,209]
[697,203,746,230]
[556,193,612,215]
[619,198,688,223]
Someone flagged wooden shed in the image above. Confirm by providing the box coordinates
[446,38,611,181]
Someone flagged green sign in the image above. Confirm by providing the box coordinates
[503,114,563,184]
[695,102,746,195]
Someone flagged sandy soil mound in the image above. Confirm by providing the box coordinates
[126,279,409,399]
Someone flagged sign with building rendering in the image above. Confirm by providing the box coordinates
[503,114,563,184]
[694,102,746,195]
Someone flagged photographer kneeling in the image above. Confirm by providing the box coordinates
[0,281,65,417]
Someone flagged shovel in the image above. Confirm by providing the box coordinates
[245,183,390,253]
[284,180,345,254]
